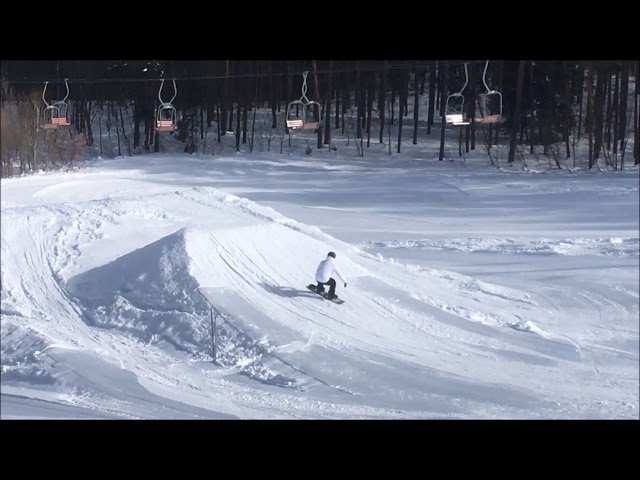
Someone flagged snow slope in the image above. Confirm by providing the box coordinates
[1,154,638,419]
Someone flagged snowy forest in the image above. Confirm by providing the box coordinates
[1,60,638,177]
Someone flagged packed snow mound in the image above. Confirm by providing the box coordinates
[186,223,364,290]
[68,227,201,311]
[66,221,364,349]
[64,221,367,389]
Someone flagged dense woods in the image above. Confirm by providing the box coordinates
[1,60,638,177]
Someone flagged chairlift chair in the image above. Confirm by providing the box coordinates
[155,79,178,132]
[286,101,321,130]
[445,63,471,126]
[41,104,60,130]
[156,104,177,132]
[51,79,71,126]
[445,93,470,126]
[474,61,503,124]
[51,101,71,126]
[41,80,70,129]
[286,71,322,131]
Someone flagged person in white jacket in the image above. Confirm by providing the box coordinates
[315,251,347,300]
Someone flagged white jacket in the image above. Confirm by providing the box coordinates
[315,255,346,284]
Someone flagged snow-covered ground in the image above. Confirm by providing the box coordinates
[1,123,638,419]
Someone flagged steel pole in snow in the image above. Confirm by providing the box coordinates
[211,308,217,364]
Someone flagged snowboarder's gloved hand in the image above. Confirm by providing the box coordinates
[344,282,347,288]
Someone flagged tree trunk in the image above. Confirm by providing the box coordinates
[493,60,503,146]
[528,61,535,154]
[542,63,554,156]
[634,62,639,165]
[221,61,229,136]
[366,72,373,148]
[269,61,277,129]
[605,71,613,151]
[235,101,241,151]
[427,65,436,134]
[98,103,103,156]
[390,81,396,126]
[356,61,362,139]
[379,61,387,143]
[311,60,322,149]
[250,61,259,152]
[468,63,476,152]
[438,61,448,161]
[216,103,221,144]
[200,106,205,140]
[562,61,571,158]
[412,67,420,144]
[134,99,141,149]
[119,104,127,142]
[341,84,346,134]
[577,65,585,140]
[324,60,333,146]
[593,67,607,160]
[361,70,367,132]
[335,72,341,130]
[143,102,150,152]
[618,63,629,153]
[242,104,248,144]
[114,104,122,156]
[508,61,526,164]
[84,101,94,146]
[612,65,620,156]
[285,60,293,136]
[586,65,595,168]
[397,69,405,153]
[435,62,440,112]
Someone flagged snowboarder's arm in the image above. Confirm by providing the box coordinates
[334,265,347,284]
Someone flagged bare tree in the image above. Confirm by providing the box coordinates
[379,61,387,143]
[397,68,406,153]
[324,60,333,146]
[586,65,595,168]
[508,61,525,164]
[562,61,572,159]
[612,64,620,158]
[412,66,420,145]
[635,62,639,165]
[593,66,607,161]
[604,68,614,151]
[335,68,341,130]
[618,62,630,154]
[311,60,323,149]
[427,64,436,135]
[438,61,448,161]
[366,71,373,148]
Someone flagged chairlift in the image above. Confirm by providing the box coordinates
[41,80,70,130]
[156,79,177,132]
[51,79,71,126]
[445,63,471,126]
[475,61,503,124]
[286,71,322,131]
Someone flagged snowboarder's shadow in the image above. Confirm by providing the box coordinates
[260,283,323,300]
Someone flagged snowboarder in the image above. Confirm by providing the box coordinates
[314,251,347,300]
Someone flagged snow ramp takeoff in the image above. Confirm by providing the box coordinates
[3,184,576,418]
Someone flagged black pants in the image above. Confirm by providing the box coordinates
[316,278,336,296]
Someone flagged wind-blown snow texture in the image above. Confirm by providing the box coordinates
[1,153,638,419]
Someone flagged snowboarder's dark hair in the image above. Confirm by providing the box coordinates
[327,251,336,258]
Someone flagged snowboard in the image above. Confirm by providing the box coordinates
[307,284,345,304]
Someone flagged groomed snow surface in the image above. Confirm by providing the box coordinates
[1,151,638,419]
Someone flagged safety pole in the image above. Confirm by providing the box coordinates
[211,308,217,364]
